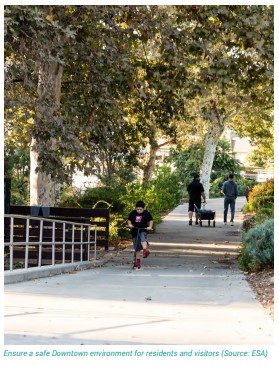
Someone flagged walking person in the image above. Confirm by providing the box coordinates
[222,173,238,226]
[127,200,153,269]
[187,174,206,225]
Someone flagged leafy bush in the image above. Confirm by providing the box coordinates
[209,176,226,197]
[117,167,183,238]
[57,166,183,241]
[58,186,127,241]
[56,186,82,207]
[5,145,30,206]
[120,166,183,226]
[247,178,274,219]
[209,175,256,198]
[238,219,274,272]
[242,213,257,232]
[167,138,244,195]
[10,189,29,205]
[58,186,125,212]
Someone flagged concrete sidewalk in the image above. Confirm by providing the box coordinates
[4,197,274,345]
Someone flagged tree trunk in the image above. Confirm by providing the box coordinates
[200,121,225,199]
[30,61,63,206]
[142,144,158,183]
[141,123,160,183]
[142,129,174,183]
[30,138,56,206]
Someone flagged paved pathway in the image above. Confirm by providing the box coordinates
[4,197,274,345]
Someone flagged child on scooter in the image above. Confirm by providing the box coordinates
[127,200,153,269]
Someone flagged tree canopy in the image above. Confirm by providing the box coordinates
[5,5,274,202]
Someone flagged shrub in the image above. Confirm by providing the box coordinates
[58,186,125,212]
[119,167,183,237]
[120,166,183,222]
[56,186,82,207]
[247,178,274,219]
[242,213,257,232]
[209,176,226,197]
[209,175,257,198]
[238,219,274,272]
[57,166,183,241]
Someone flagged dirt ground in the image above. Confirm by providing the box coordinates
[245,268,274,320]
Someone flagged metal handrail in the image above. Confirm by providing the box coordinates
[4,214,97,272]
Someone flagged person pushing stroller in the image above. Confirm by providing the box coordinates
[127,200,153,269]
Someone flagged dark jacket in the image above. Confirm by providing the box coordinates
[222,180,238,199]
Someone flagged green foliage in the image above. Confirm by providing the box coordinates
[57,186,125,211]
[5,5,274,187]
[238,219,274,272]
[4,5,274,210]
[210,139,244,181]
[209,177,225,198]
[122,167,182,228]
[120,166,183,226]
[246,148,274,169]
[166,138,244,197]
[5,5,152,182]
[5,145,30,205]
[58,185,127,241]
[98,166,138,189]
[233,106,274,156]
[209,175,256,198]
[239,179,274,272]
[166,143,204,187]
[57,167,183,241]
[242,213,257,232]
[247,178,274,219]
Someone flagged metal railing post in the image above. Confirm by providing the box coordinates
[80,225,83,262]
[94,227,97,261]
[25,218,30,269]
[10,217,14,271]
[4,214,98,272]
[87,226,90,261]
[62,223,66,264]
[38,220,43,267]
[52,221,55,266]
[72,224,75,263]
